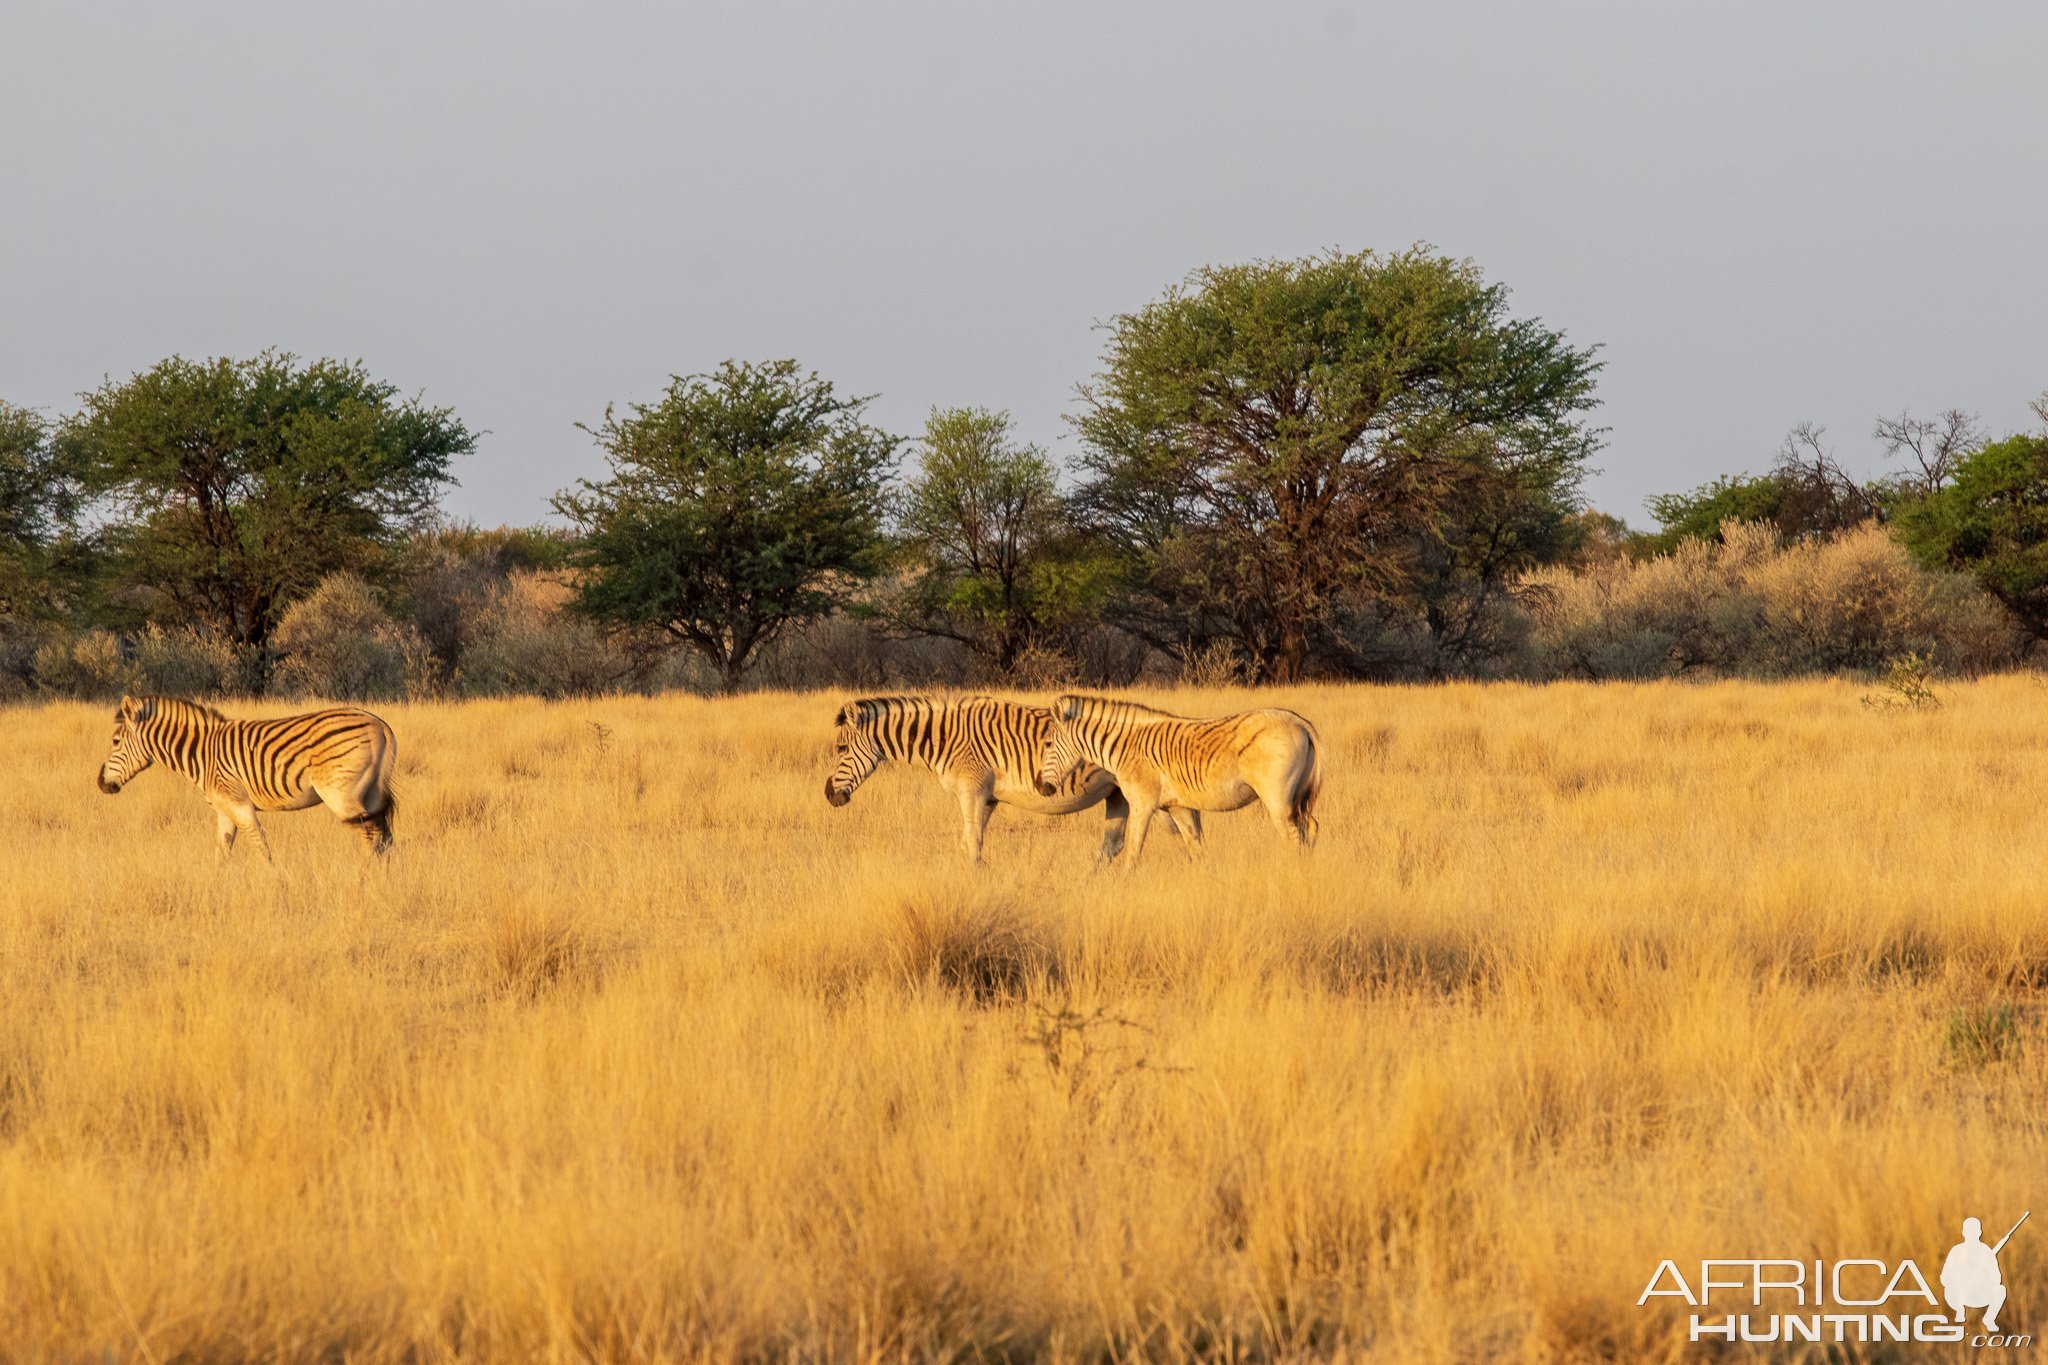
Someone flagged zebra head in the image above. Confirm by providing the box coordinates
[98,695,156,794]
[1034,695,1089,797]
[824,702,885,807]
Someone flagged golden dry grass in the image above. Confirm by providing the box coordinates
[1,679,2044,1362]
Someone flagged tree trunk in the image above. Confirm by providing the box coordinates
[1271,616,1307,683]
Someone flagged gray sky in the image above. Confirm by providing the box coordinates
[4,1,2044,528]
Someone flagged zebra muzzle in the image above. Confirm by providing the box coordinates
[96,769,121,795]
[1033,777,1057,797]
[824,779,850,808]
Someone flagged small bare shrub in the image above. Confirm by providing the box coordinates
[1017,993,1175,1104]
[1862,652,1942,711]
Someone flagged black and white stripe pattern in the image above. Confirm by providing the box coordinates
[98,695,398,859]
[824,695,1171,862]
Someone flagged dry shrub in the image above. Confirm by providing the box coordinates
[30,624,255,699]
[272,573,434,701]
[30,628,127,697]
[1525,522,2026,679]
[131,624,258,696]
[456,571,631,698]
[1175,639,1249,688]
[892,893,1056,1003]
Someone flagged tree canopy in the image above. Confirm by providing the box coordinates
[1893,420,2048,639]
[553,360,896,692]
[1073,247,1601,680]
[60,353,469,667]
[1643,424,1882,553]
[890,407,1112,675]
[0,401,83,621]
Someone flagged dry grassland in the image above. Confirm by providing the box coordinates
[1,679,2044,1361]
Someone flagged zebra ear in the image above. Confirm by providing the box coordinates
[116,694,136,720]
[833,704,850,728]
[1056,695,1081,722]
[132,696,155,722]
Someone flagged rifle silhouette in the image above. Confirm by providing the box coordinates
[1993,1211,2030,1257]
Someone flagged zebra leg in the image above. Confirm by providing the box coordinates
[320,787,393,854]
[1261,787,1308,847]
[214,809,238,858]
[346,808,393,854]
[1117,799,1160,867]
[955,782,997,862]
[1165,807,1205,858]
[1096,790,1130,864]
[234,806,273,863]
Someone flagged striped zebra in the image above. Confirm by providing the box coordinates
[96,694,398,860]
[1035,693,1321,864]
[824,694,1201,862]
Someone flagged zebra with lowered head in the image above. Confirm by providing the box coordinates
[96,695,398,860]
[823,694,1200,862]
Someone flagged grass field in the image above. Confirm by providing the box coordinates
[1,679,2044,1362]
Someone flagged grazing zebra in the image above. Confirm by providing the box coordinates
[823,694,1200,862]
[96,695,398,860]
[1035,693,1321,864]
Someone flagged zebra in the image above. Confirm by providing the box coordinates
[96,694,398,859]
[823,694,1201,862]
[1035,693,1321,864]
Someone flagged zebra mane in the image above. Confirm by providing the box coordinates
[834,695,934,728]
[836,693,1041,728]
[141,696,231,724]
[1054,693,1183,724]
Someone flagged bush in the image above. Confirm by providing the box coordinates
[272,574,432,701]
[131,624,259,697]
[456,571,632,698]
[400,525,573,677]
[27,624,256,699]
[0,622,47,701]
[1524,522,2026,679]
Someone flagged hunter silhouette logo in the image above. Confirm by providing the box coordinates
[1945,1212,2029,1334]
[1639,1209,2034,1348]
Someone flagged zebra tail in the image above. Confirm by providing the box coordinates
[380,787,397,834]
[1292,727,1323,846]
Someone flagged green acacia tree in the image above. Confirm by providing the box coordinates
[0,401,84,622]
[892,407,1111,676]
[1893,395,2048,640]
[553,360,897,693]
[60,353,471,677]
[1074,248,1602,681]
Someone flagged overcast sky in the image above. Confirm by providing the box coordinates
[3,1,2043,528]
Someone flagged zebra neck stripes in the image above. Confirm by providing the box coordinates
[134,698,225,785]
